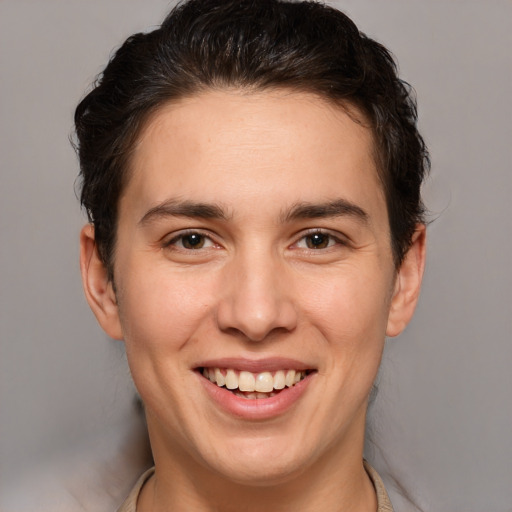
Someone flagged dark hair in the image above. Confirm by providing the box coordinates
[73,0,429,280]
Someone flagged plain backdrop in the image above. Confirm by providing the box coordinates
[1,1,511,511]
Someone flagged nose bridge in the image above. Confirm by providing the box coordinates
[216,244,297,341]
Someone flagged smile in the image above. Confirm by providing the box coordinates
[200,368,310,399]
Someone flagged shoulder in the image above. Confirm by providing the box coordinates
[117,467,155,512]
[364,460,394,512]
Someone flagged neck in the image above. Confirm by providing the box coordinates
[138,429,377,512]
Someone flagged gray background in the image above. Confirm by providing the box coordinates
[1,1,510,510]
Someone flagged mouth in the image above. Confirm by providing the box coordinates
[198,367,312,400]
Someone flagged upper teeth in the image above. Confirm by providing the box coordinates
[202,368,306,392]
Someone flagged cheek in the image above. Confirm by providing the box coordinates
[301,266,392,343]
[116,262,216,353]
[298,265,392,405]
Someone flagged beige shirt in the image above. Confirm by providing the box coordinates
[117,461,393,512]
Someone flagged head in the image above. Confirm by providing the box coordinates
[74,0,429,283]
[75,0,428,498]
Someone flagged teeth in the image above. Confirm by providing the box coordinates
[214,368,225,387]
[239,371,255,392]
[202,367,308,394]
[285,370,296,387]
[225,369,238,390]
[273,370,286,390]
[233,390,278,400]
[255,372,273,392]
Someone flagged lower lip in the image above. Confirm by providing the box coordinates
[197,372,314,420]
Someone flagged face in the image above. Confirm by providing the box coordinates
[81,89,425,486]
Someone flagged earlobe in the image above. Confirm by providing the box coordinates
[80,224,123,340]
[386,224,427,338]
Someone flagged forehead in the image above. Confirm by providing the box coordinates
[123,89,387,229]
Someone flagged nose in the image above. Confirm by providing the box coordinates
[216,249,298,342]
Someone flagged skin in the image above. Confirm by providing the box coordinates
[80,89,426,511]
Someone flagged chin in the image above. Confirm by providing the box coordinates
[200,436,313,487]
[212,458,306,487]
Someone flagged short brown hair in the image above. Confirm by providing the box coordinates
[73,0,429,280]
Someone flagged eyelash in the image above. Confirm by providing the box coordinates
[162,229,347,252]
[294,229,347,251]
[163,230,217,251]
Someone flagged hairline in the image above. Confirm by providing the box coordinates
[106,85,392,284]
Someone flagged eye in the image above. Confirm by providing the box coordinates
[295,231,341,250]
[165,231,216,250]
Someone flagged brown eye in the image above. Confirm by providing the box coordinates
[305,232,331,249]
[165,231,215,250]
[181,233,206,249]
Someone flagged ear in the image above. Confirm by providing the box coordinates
[386,224,427,337]
[80,224,123,340]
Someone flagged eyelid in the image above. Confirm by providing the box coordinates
[291,228,349,250]
[161,227,349,251]
[162,229,219,250]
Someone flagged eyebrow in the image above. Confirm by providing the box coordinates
[138,199,229,226]
[281,199,369,224]
[138,197,368,226]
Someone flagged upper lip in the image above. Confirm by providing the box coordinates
[194,357,315,373]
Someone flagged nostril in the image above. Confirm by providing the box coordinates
[215,277,298,342]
